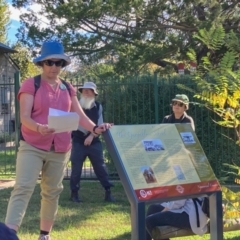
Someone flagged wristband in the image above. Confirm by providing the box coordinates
[36,124,40,132]
[93,125,98,134]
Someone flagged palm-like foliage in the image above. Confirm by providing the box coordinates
[188,24,240,174]
[188,25,240,146]
[187,25,240,221]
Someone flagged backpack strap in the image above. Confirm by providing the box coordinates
[192,198,202,228]
[34,75,71,97]
[34,75,41,95]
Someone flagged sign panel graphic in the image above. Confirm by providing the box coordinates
[109,124,221,201]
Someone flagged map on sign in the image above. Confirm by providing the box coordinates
[108,124,221,201]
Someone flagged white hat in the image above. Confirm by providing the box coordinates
[78,82,98,95]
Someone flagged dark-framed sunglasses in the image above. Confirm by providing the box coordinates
[43,59,65,67]
[172,101,185,107]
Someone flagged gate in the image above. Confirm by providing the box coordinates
[0,72,20,178]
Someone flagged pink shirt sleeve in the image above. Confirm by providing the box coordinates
[17,78,35,100]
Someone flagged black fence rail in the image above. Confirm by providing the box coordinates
[1,73,240,181]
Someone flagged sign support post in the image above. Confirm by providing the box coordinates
[103,124,223,240]
[130,202,146,240]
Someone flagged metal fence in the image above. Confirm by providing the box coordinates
[1,73,240,180]
[0,72,19,178]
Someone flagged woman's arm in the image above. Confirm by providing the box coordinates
[71,96,111,134]
[20,93,54,135]
[20,93,39,131]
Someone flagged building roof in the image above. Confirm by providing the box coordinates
[0,42,17,53]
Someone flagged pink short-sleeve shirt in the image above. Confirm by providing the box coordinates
[18,77,77,152]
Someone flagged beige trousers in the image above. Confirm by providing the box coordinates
[5,140,70,227]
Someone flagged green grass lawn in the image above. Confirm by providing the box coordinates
[0,150,16,178]
[0,181,240,240]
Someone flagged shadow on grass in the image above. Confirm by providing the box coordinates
[109,232,132,240]
[0,180,132,237]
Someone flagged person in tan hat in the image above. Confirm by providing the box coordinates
[145,94,198,240]
[69,82,115,203]
[162,94,195,130]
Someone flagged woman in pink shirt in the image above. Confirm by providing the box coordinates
[4,41,111,240]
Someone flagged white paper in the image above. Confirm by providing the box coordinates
[48,108,80,133]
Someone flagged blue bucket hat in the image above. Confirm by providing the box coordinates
[33,41,71,66]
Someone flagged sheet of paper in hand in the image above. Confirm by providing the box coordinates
[48,108,79,133]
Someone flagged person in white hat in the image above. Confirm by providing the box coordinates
[4,41,112,240]
[69,82,115,203]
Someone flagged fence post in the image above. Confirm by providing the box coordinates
[154,72,159,123]
[14,71,20,150]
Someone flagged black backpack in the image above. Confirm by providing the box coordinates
[192,197,210,227]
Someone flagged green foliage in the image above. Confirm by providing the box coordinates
[64,62,118,83]
[10,42,40,81]
[10,0,240,73]
[0,0,10,43]
[220,163,240,185]
[187,25,240,124]
[193,25,225,51]
[187,24,240,185]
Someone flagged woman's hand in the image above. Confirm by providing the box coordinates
[37,124,55,136]
[94,123,113,135]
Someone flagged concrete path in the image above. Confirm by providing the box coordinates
[0,167,97,190]
[0,180,15,190]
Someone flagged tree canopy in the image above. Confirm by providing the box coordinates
[12,0,240,73]
[0,0,10,43]
[11,42,40,81]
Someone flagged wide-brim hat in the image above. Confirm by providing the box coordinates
[172,94,189,109]
[33,41,71,67]
[78,82,98,95]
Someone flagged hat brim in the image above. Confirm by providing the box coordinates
[33,54,71,66]
[78,87,98,96]
[172,98,188,104]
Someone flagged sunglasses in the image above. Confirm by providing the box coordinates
[43,59,65,67]
[172,101,185,107]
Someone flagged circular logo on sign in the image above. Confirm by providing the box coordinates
[176,185,184,194]
[140,190,147,198]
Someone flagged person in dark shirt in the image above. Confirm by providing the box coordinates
[0,222,19,240]
[69,82,115,203]
[145,94,198,240]
[162,94,195,131]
